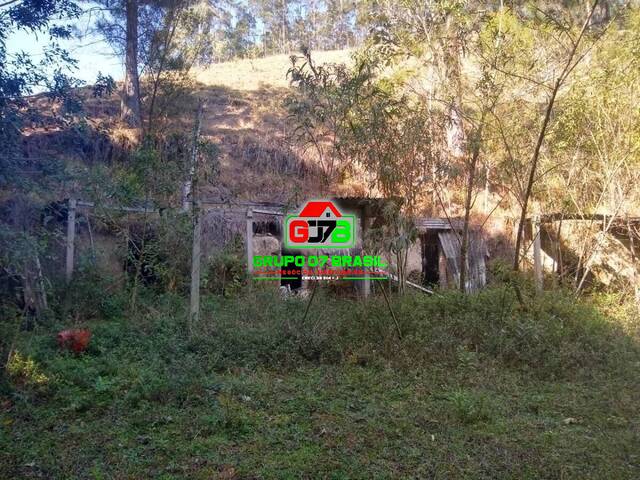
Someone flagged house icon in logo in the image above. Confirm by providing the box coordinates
[298,201,342,219]
[284,200,356,249]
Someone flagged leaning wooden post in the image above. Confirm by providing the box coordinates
[34,254,48,312]
[362,213,370,298]
[246,208,254,274]
[189,207,202,335]
[533,215,543,292]
[188,102,204,336]
[65,198,77,282]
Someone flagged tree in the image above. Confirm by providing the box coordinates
[144,1,218,132]
[1,0,81,151]
[121,0,142,127]
[510,0,604,273]
[286,48,356,191]
[368,0,500,292]
[0,0,83,355]
[287,49,442,289]
[539,8,640,294]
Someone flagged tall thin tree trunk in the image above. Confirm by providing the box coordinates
[483,164,490,214]
[513,0,599,271]
[188,103,204,337]
[281,0,287,54]
[459,132,482,293]
[512,86,558,271]
[121,0,142,129]
[147,10,179,133]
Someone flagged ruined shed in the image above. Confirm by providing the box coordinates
[415,218,488,292]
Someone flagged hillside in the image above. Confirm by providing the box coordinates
[3,3,640,479]
[195,50,352,91]
[193,50,353,203]
[15,50,354,206]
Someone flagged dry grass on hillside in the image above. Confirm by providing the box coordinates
[192,50,353,201]
[195,49,352,91]
[18,50,355,203]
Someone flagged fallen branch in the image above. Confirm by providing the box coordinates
[387,273,434,295]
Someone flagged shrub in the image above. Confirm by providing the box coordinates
[189,283,639,379]
[52,258,127,322]
[204,237,247,298]
[5,283,638,408]
[6,351,50,388]
[447,389,493,425]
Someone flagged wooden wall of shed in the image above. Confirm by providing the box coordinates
[539,220,639,289]
[39,209,126,285]
[200,210,245,258]
[483,216,516,264]
[200,209,283,258]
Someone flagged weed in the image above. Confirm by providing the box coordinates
[447,389,493,425]
[1,285,638,478]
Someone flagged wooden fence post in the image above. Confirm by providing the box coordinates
[362,214,370,298]
[533,215,543,292]
[65,198,76,282]
[189,207,201,334]
[246,209,253,274]
[188,102,204,336]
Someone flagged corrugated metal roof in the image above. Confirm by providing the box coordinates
[416,218,460,230]
[438,230,487,293]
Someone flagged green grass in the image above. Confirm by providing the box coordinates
[1,287,639,479]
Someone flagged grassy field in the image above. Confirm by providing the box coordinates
[195,50,352,91]
[2,287,639,479]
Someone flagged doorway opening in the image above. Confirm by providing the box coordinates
[280,247,302,291]
[421,231,440,286]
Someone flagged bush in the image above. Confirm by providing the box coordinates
[52,257,126,322]
[188,284,639,378]
[5,284,638,408]
[447,389,493,425]
[204,237,247,298]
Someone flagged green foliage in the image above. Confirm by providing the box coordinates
[92,72,116,98]
[366,202,417,293]
[447,389,492,425]
[6,351,50,389]
[286,48,364,187]
[33,284,631,378]
[0,0,84,160]
[152,213,193,292]
[204,236,247,297]
[53,257,127,322]
[1,287,638,478]
[287,48,443,202]
[81,137,216,297]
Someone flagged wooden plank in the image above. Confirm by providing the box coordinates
[438,231,461,288]
[438,230,487,292]
[468,231,487,292]
[533,215,543,292]
[415,218,457,230]
[76,200,284,217]
[189,208,202,332]
[76,200,157,214]
[246,208,254,274]
[65,198,76,282]
[538,213,640,223]
[388,273,434,294]
[252,208,285,216]
[188,102,204,335]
